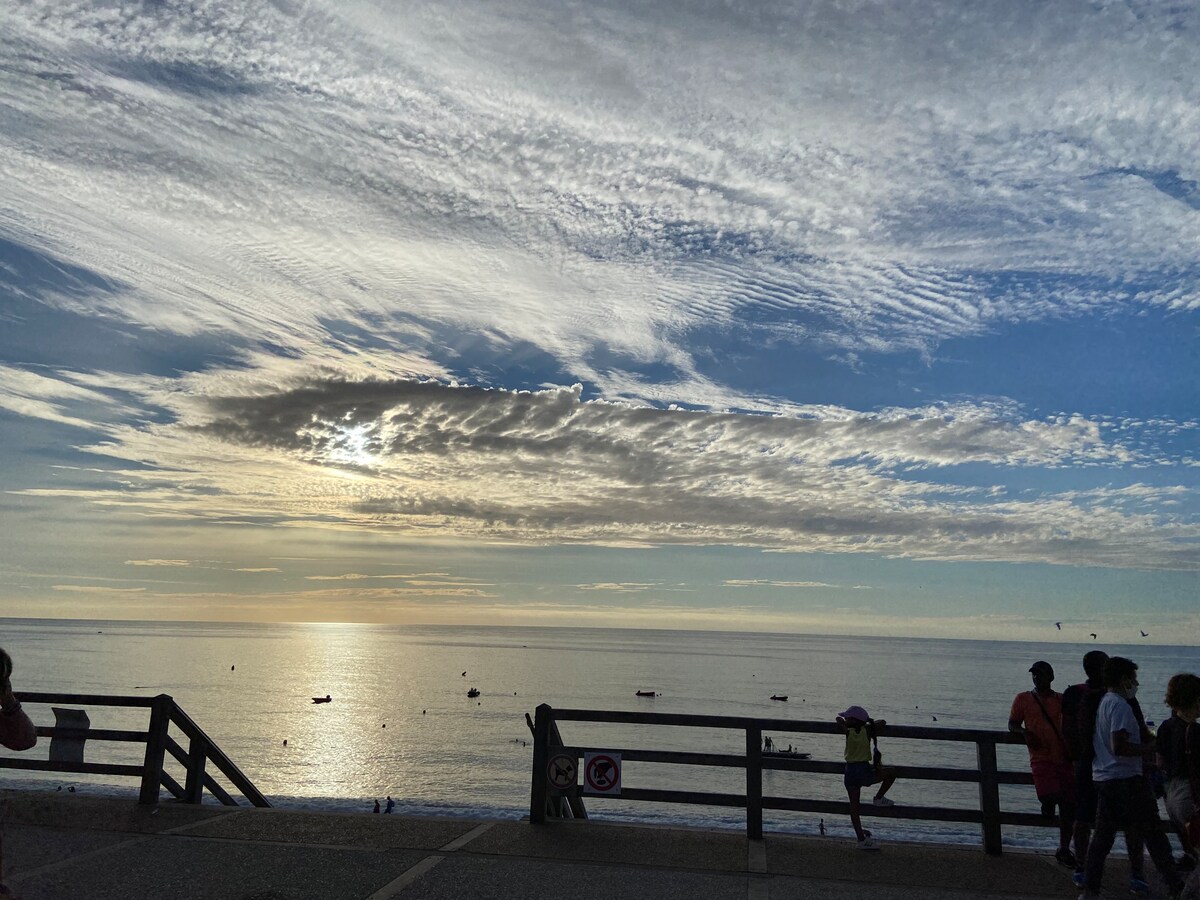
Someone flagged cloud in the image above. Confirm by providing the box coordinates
[7,375,1191,571]
[234,567,280,573]
[51,585,147,594]
[126,559,192,567]
[1,0,1198,407]
[724,580,837,588]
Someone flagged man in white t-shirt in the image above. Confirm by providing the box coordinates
[1078,657,1183,900]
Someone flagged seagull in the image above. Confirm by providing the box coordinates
[1055,622,1062,630]
[1140,630,1149,637]
[1090,633,1097,640]
[932,715,938,722]
[461,671,467,677]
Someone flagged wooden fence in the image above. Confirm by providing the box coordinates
[1,693,269,808]
[529,704,1050,855]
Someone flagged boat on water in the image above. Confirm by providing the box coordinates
[764,749,811,759]
[770,695,788,701]
[467,688,480,698]
[311,694,332,704]
[635,690,658,697]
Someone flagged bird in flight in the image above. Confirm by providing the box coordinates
[1055,622,1062,630]
[1140,630,1149,637]
[1090,633,1098,640]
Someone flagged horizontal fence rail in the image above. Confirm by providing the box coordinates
[530,704,1045,854]
[2,692,270,808]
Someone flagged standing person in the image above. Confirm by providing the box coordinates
[1009,660,1077,867]
[385,795,395,814]
[836,705,897,851]
[372,799,380,814]
[1078,657,1184,900]
[1157,673,1200,870]
[0,648,37,752]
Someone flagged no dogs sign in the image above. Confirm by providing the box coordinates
[546,752,577,792]
[583,752,621,795]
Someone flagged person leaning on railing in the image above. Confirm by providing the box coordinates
[0,648,37,752]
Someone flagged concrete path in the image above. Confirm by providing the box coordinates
[0,791,1170,899]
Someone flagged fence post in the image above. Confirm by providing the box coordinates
[184,736,207,804]
[746,724,763,840]
[139,694,173,805]
[529,704,552,824]
[976,738,1002,855]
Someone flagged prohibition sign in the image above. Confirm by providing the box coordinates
[547,752,577,792]
[583,752,621,795]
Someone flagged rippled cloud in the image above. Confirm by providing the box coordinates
[7,375,1193,570]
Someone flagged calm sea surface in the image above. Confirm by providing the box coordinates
[2,619,1196,849]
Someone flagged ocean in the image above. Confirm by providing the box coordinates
[1,619,1196,850]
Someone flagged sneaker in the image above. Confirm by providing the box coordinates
[1056,847,1079,868]
[857,837,880,851]
[1129,875,1150,896]
[871,796,895,807]
[1072,869,1085,888]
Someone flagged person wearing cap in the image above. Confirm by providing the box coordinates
[1009,660,1077,868]
[836,704,897,850]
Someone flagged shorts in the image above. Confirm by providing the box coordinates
[844,761,879,789]
[1031,758,1076,803]
[1075,759,1097,825]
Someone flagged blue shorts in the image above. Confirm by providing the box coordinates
[844,762,879,788]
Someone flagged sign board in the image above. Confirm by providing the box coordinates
[546,752,577,793]
[583,751,621,795]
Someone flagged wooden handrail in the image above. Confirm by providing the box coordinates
[1,692,269,809]
[530,704,1043,855]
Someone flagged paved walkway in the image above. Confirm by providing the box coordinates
[0,791,1172,899]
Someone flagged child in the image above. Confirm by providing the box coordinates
[837,704,897,850]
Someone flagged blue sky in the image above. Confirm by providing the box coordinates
[0,0,1197,641]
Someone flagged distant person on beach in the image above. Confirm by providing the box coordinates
[385,795,395,814]
[1008,660,1077,868]
[0,647,37,751]
[372,799,380,814]
[1078,657,1183,900]
[1157,673,1200,870]
[836,705,896,851]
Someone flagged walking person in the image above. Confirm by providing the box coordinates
[1078,657,1184,900]
[385,795,395,814]
[1063,649,1147,891]
[1157,673,1200,871]
[1009,660,1077,868]
[836,705,897,851]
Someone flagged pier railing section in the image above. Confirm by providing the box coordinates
[529,704,1043,855]
[2,692,270,808]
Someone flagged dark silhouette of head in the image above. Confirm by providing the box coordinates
[1029,660,1054,690]
[1082,649,1109,680]
[1102,656,1138,690]
[1164,673,1200,713]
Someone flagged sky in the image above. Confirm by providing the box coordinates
[0,0,1197,642]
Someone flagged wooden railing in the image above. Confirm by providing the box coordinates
[1,693,269,808]
[529,704,1047,855]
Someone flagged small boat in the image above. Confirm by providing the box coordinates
[312,694,332,704]
[764,749,812,759]
[770,695,788,701]
[635,690,658,697]
[467,688,480,698]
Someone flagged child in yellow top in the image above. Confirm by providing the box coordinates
[837,704,897,850]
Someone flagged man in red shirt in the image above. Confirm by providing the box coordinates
[1010,660,1077,867]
